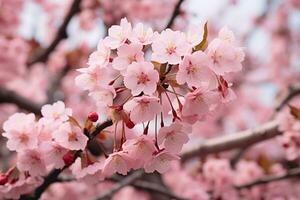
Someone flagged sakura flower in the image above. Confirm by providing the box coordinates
[206,28,244,75]
[52,122,88,151]
[182,88,219,119]
[89,86,116,109]
[124,61,159,95]
[144,151,179,173]
[71,157,105,180]
[17,149,47,177]
[3,113,38,152]
[75,65,117,91]
[112,43,144,74]
[176,51,217,88]
[128,23,154,45]
[41,142,68,169]
[87,39,111,68]
[158,122,189,153]
[103,18,132,49]
[124,96,161,123]
[41,101,72,123]
[122,135,156,163]
[102,151,133,176]
[152,29,191,64]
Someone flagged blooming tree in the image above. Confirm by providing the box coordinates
[0,0,300,200]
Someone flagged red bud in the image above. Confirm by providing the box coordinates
[0,173,8,185]
[88,112,99,122]
[63,152,74,166]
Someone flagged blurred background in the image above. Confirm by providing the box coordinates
[0,0,300,199]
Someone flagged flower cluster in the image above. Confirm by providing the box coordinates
[75,18,244,174]
[1,18,244,199]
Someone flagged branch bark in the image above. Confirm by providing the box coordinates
[28,0,82,65]
[236,167,300,189]
[181,120,280,161]
[165,0,185,29]
[0,87,42,115]
[95,171,144,200]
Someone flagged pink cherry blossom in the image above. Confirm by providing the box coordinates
[144,151,179,173]
[123,61,159,95]
[71,157,105,180]
[17,149,47,177]
[122,135,156,163]
[182,88,219,119]
[102,151,133,176]
[158,122,189,153]
[41,141,68,169]
[41,101,72,123]
[185,24,204,47]
[87,39,111,68]
[3,113,38,152]
[206,27,244,75]
[112,43,144,74]
[75,65,117,92]
[103,18,132,49]
[151,29,191,64]
[124,96,161,123]
[52,122,88,151]
[176,51,217,88]
[128,23,154,45]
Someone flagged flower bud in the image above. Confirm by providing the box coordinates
[88,112,99,122]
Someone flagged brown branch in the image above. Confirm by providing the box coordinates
[235,167,300,189]
[181,120,280,161]
[28,0,82,65]
[0,87,42,115]
[95,171,144,200]
[275,84,300,112]
[165,0,185,29]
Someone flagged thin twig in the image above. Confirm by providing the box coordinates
[28,0,82,65]
[236,167,300,189]
[181,120,280,162]
[274,84,300,112]
[165,0,185,29]
[95,171,144,200]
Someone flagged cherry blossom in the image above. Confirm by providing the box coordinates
[3,113,38,152]
[41,101,72,124]
[52,122,88,151]
[144,151,179,173]
[123,61,159,95]
[124,96,161,123]
[104,18,132,49]
[102,151,134,176]
[112,43,144,74]
[87,39,111,68]
[158,122,189,153]
[128,23,155,45]
[151,29,191,64]
[176,51,216,88]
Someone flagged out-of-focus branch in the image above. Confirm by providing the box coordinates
[95,171,144,200]
[236,167,300,189]
[181,120,280,161]
[28,0,82,65]
[0,87,42,115]
[275,84,300,112]
[165,0,185,29]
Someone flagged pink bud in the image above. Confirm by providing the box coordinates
[88,112,99,122]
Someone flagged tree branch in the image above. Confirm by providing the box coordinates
[275,84,300,112]
[165,0,185,29]
[28,0,82,65]
[0,87,42,115]
[235,167,300,189]
[181,120,280,161]
[95,171,144,200]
